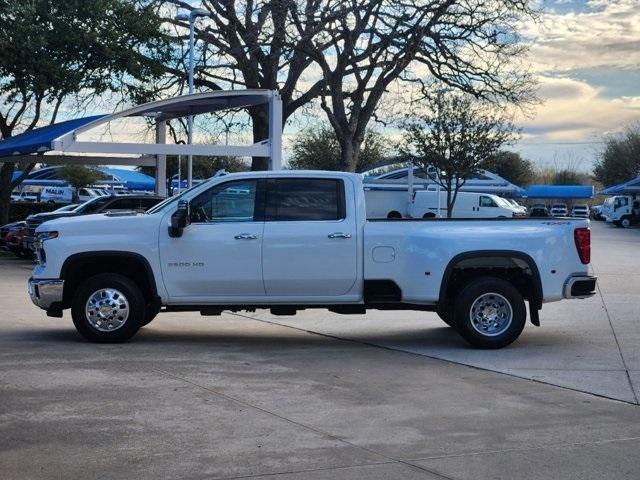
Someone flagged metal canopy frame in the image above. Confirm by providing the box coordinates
[3,90,282,197]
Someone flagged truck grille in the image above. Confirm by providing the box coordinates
[25,218,41,239]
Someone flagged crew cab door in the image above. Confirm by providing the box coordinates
[159,179,265,299]
[262,178,357,296]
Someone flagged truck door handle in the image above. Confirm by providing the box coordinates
[328,232,352,239]
[234,233,258,240]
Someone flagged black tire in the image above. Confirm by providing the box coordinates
[387,211,402,219]
[621,216,632,228]
[141,303,161,327]
[436,304,456,328]
[454,277,526,349]
[71,273,144,343]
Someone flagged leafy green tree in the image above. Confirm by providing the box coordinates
[593,126,640,187]
[59,165,105,201]
[0,0,170,224]
[482,151,535,187]
[288,126,387,171]
[402,92,517,217]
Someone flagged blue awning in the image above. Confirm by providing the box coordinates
[98,167,155,191]
[518,185,594,199]
[0,115,105,157]
[599,184,625,195]
[599,176,640,195]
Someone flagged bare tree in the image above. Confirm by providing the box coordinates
[402,91,517,217]
[150,0,339,170]
[291,0,537,171]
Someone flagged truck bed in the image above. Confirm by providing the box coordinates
[363,217,589,304]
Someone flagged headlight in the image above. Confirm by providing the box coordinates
[36,231,59,241]
[34,231,58,265]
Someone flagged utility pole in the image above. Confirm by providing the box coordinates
[175,8,211,188]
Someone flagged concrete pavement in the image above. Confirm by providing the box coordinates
[1,221,640,479]
[250,221,640,404]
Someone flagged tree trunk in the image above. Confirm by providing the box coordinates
[250,107,270,171]
[338,136,361,172]
[446,185,453,218]
[0,163,15,225]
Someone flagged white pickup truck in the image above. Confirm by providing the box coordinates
[28,171,597,348]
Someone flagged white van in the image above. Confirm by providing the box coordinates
[409,190,516,218]
[40,186,74,204]
[364,187,516,219]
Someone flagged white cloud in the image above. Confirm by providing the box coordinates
[522,0,640,72]
[520,76,640,137]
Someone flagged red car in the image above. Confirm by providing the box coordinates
[0,221,33,259]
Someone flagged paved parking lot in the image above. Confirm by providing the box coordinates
[1,221,640,479]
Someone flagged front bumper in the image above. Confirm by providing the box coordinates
[563,275,597,299]
[28,277,64,309]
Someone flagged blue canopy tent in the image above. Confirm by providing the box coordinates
[98,167,155,191]
[12,165,155,191]
[0,90,285,197]
[598,176,640,195]
[0,116,106,157]
[517,185,595,199]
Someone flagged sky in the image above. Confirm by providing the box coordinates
[43,0,640,174]
[514,0,640,171]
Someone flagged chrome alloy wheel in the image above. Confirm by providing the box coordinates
[85,288,130,332]
[469,292,513,337]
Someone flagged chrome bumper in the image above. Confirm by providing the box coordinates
[28,278,64,309]
[563,275,597,299]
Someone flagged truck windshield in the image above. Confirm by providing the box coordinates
[146,185,202,214]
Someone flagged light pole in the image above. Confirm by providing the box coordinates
[175,8,210,188]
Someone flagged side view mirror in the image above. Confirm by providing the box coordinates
[169,200,191,238]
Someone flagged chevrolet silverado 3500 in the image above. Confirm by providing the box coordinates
[28,171,597,348]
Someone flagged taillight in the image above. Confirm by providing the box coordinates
[574,227,590,264]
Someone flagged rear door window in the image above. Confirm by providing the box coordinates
[267,179,345,221]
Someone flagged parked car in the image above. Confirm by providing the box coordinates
[78,187,106,203]
[28,171,596,349]
[500,198,527,216]
[529,204,549,217]
[590,204,604,221]
[550,203,569,217]
[0,221,32,258]
[23,194,164,253]
[571,205,589,218]
[51,203,80,213]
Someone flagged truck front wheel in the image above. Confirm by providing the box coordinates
[71,273,144,342]
[454,277,526,349]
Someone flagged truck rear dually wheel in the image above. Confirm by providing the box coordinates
[71,273,144,342]
[454,277,526,349]
[436,304,456,328]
